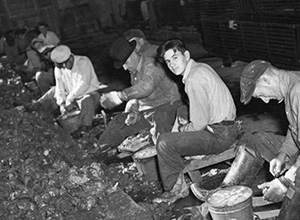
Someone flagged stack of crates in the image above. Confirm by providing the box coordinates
[201,0,300,70]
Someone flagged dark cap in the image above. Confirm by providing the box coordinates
[240,60,271,104]
[123,29,146,41]
[109,36,136,69]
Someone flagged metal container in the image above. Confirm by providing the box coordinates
[56,110,81,134]
[206,185,253,220]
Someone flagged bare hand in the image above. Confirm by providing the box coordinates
[269,152,288,176]
[60,104,66,115]
[65,102,77,112]
[257,178,287,202]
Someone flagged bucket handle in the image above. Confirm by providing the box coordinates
[253,214,261,220]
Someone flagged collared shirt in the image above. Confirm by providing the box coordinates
[122,56,181,110]
[181,59,236,131]
[38,31,60,46]
[277,71,300,158]
[54,55,100,106]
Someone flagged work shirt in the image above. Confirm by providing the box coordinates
[122,56,181,110]
[54,55,100,106]
[277,71,300,158]
[181,59,236,131]
[38,31,60,46]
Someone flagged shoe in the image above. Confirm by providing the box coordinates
[152,186,189,204]
[153,174,190,204]
[190,183,210,202]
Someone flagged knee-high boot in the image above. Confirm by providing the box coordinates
[191,144,264,201]
[221,144,264,187]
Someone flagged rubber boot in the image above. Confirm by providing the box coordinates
[221,144,264,187]
[191,144,264,201]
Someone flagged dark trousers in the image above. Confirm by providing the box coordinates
[98,100,184,148]
[157,122,240,191]
[241,131,285,162]
[38,87,100,127]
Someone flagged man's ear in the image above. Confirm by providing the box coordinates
[259,75,271,85]
[184,50,190,61]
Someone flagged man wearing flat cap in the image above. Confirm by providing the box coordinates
[33,45,101,137]
[98,36,183,151]
[193,60,300,219]
[240,60,300,219]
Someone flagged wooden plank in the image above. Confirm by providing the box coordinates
[188,170,202,183]
[253,196,274,207]
[254,209,280,219]
[183,147,235,173]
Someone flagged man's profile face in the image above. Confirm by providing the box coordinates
[163,48,188,75]
[252,79,282,104]
[122,52,139,74]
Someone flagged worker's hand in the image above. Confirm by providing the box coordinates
[258,178,287,202]
[125,111,140,126]
[59,103,66,115]
[269,152,288,177]
[100,91,123,110]
[65,102,78,112]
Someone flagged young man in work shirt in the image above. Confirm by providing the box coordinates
[153,38,240,203]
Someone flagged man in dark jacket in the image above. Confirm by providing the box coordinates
[98,36,183,151]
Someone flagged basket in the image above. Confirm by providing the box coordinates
[56,110,81,133]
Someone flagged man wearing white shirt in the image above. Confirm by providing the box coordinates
[37,22,60,46]
[32,45,100,137]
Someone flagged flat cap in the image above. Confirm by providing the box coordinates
[240,60,271,104]
[50,45,71,63]
[123,29,146,41]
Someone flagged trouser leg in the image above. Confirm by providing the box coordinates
[37,87,58,112]
[77,91,100,127]
[157,123,239,191]
[35,69,55,95]
[221,131,284,187]
[150,100,185,137]
[98,112,151,148]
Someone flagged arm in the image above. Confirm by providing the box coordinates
[66,58,94,105]
[54,68,66,106]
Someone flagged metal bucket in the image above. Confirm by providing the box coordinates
[206,185,253,220]
[56,110,81,134]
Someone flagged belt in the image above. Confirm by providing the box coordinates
[212,120,235,126]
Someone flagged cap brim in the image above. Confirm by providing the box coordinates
[113,40,136,69]
[240,61,271,105]
[240,82,255,105]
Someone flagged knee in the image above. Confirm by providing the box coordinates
[156,133,169,153]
